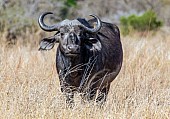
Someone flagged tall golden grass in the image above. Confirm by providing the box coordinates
[0,30,170,119]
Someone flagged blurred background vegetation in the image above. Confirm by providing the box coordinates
[0,0,170,45]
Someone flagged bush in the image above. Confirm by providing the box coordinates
[59,0,77,19]
[0,5,38,42]
[120,10,163,35]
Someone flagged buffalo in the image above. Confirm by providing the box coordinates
[38,12,123,106]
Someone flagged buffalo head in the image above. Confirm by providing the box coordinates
[38,12,102,57]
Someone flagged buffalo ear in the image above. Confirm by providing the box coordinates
[39,36,57,50]
[86,38,102,52]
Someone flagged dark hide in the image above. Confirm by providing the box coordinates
[39,18,123,106]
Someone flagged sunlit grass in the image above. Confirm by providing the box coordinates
[0,31,170,119]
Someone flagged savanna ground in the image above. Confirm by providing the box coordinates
[0,29,170,119]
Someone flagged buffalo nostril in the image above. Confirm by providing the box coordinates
[67,45,75,51]
[67,45,79,52]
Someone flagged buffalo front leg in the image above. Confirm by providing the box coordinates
[80,88,97,103]
[60,80,74,108]
[64,87,74,108]
[96,84,110,105]
[65,90,74,108]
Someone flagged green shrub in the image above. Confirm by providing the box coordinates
[120,10,163,35]
[59,0,77,19]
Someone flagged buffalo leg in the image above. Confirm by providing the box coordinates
[60,81,74,108]
[64,87,74,108]
[66,91,74,108]
[96,84,110,104]
[89,88,97,100]
[86,88,97,101]
[80,88,97,103]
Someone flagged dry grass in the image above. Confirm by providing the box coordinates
[0,31,170,119]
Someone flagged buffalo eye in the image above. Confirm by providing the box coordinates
[81,32,90,39]
[60,32,64,36]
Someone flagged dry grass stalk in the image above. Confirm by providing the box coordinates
[0,31,169,119]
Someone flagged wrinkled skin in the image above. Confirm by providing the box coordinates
[38,14,123,107]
